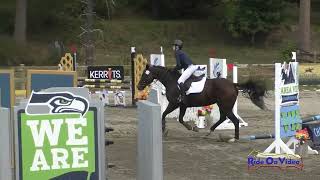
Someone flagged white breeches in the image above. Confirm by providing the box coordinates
[177,64,199,84]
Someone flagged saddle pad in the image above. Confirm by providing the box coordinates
[186,77,206,95]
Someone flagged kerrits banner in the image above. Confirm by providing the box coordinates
[87,66,124,80]
[279,62,302,138]
[17,91,99,180]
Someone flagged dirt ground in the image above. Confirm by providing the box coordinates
[105,91,320,180]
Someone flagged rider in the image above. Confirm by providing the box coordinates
[173,39,198,103]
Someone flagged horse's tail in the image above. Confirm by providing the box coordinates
[235,80,268,110]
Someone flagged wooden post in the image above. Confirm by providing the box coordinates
[17,64,26,90]
[131,47,136,106]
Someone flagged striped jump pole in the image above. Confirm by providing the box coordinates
[82,85,131,89]
[78,79,131,83]
[302,115,320,123]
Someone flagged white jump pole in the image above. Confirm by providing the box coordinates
[233,66,247,126]
[233,66,239,114]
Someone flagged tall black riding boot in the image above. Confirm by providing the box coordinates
[178,82,186,104]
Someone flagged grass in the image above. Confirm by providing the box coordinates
[92,19,297,66]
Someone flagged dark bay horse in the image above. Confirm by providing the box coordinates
[137,65,267,140]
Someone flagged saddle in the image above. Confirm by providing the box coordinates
[184,74,205,90]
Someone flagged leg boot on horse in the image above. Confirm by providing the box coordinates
[161,102,179,137]
[178,105,199,132]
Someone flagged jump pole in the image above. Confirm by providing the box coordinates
[302,115,320,123]
[239,114,320,142]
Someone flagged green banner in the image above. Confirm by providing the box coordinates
[18,109,98,180]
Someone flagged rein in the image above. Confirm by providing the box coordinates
[150,67,176,94]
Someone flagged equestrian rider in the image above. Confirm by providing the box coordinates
[173,39,198,103]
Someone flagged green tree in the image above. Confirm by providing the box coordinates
[224,0,285,44]
[125,0,220,19]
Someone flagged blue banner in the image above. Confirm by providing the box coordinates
[280,105,302,138]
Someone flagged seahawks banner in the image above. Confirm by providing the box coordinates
[279,62,302,138]
[150,54,165,67]
[209,58,227,79]
[15,90,103,180]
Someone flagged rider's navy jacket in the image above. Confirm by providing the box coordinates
[175,50,193,70]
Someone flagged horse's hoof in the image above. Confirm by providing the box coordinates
[205,130,212,136]
[228,138,239,143]
[183,123,193,131]
[218,134,234,142]
[192,126,199,132]
[163,129,169,137]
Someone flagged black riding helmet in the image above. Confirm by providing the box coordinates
[173,39,183,50]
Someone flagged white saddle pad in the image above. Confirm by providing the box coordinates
[186,77,206,95]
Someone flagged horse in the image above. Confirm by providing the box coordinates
[137,65,267,140]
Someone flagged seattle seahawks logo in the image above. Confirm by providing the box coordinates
[213,62,222,78]
[115,91,125,104]
[153,57,159,66]
[26,91,89,117]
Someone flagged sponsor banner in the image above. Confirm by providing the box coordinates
[209,58,227,79]
[26,92,89,117]
[303,123,320,147]
[114,91,126,106]
[280,105,302,138]
[280,62,298,87]
[281,94,298,105]
[17,91,99,180]
[279,62,301,138]
[150,54,165,66]
[87,66,124,80]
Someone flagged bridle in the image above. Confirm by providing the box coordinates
[139,68,167,94]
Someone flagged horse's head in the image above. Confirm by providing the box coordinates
[137,65,179,90]
[137,64,156,90]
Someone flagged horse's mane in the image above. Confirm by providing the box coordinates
[150,65,181,77]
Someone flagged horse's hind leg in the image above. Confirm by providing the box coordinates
[226,112,240,140]
[162,103,179,135]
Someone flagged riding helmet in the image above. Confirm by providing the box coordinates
[173,39,183,49]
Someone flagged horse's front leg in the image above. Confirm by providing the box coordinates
[162,102,179,136]
[178,105,198,132]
